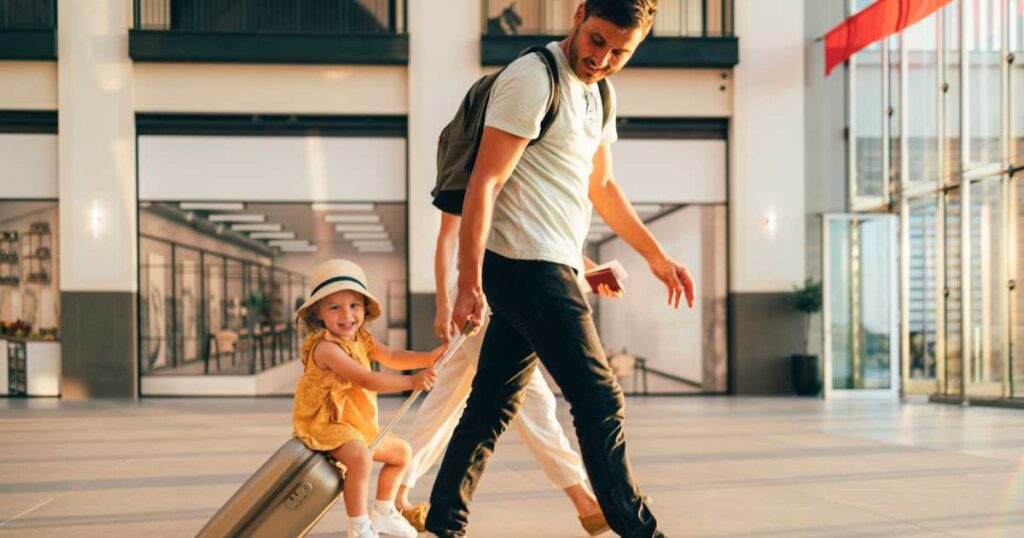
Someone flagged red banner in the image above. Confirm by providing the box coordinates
[824,0,953,76]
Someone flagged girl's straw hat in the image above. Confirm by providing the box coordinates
[296,259,381,322]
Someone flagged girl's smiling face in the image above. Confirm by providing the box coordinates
[316,289,366,341]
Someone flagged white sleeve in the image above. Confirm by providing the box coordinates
[484,55,552,140]
[600,79,618,146]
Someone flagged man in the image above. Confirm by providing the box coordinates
[426,1,694,536]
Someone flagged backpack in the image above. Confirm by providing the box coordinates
[431,46,612,215]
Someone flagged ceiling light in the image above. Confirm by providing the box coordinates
[311,203,375,212]
[250,231,296,239]
[232,223,282,232]
[280,245,319,253]
[335,224,385,233]
[356,246,396,253]
[325,214,380,224]
[352,240,393,248]
[179,202,245,211]
[268,239,311,247]
[632,204,662,213]
[209,214,265,223]
[344,232,389,240]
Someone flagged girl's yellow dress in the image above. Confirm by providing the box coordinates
[293,328,380,451]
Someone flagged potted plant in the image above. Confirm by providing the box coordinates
[788,278,823,396]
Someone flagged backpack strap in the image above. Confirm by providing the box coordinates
[597,78,612,131]
[518,46,560,146]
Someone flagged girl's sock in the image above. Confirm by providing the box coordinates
[374,499,397,515]
[348,514,371,528]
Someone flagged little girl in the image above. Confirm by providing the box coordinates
[294,259,440,538]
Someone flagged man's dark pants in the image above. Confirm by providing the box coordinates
[425,250,662,538]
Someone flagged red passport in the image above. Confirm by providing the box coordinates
[584,260,627,294]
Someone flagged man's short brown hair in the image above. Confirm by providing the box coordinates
[583,0,658,30]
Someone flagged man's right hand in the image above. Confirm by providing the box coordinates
[452,284,486,335]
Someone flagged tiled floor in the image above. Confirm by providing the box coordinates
[1,396,1022,537]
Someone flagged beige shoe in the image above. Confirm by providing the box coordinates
[400,502,428,532]
[579,511,611,536]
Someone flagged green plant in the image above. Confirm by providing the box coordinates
[788,278,822,356]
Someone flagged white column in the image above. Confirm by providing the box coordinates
[406,0,482,293]
[730,0,807,291]
[58,0,136,293]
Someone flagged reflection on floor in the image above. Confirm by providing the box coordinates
[2,397,1024,537]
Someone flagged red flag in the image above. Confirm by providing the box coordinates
[824,0,953,76]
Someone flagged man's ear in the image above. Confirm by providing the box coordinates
[573,2,585,26]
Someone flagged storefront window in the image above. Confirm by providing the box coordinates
[965,0,1002,168]
[0,202,59,342]
[943,1,962,183]
[943,188,963,395]
[908,196,940,381]
[966,177,1004,391]
[905,12,940,186]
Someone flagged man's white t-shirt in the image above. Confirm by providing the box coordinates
[483,41,618,275]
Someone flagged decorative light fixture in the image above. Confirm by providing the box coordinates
[280,245,319,253]
[352,240,393,248]
[311,203,375,212]
[209,214,266,223]
[335,224,385,233]
[343,232,389,240]
[325,214,380,224]
[179,202,245,211]
[232,223,282,232]
[250,231,296,239]
[268,239,312,247]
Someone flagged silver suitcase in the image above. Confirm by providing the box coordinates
[197,323,474,538]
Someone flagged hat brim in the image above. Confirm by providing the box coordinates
[296,282,382,324]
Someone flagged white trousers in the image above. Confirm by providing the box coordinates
[400,328,588,490]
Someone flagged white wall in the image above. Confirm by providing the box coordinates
[134,64,407,114]
[0,134,58,198]
[0,62,57,110]
[598,207,719,386]
[730,0,806,292]
[138,136,407,202]
[58,0,137,292]
[407,0,482,293]
[613,139,727,203]
[614,68,732,117]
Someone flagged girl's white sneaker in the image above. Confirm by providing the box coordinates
[371,507,419,538]
[348,518,380,538]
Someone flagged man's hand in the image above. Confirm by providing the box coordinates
[594,283,624,298]
[452,284,487,335]
[434,302,456,344]
[648,255,695,309]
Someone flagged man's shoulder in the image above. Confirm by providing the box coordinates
[499,50,550,83]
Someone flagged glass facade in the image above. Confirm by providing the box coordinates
[847,0,1020,400]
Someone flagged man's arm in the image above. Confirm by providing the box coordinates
[588,144,695,309]
[453,127,531,328]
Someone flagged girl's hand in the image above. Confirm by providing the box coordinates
[411,367,438,392]
[430,343,449,366]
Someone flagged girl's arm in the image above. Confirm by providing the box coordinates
[372,342,442,371]
[314,341,433,393]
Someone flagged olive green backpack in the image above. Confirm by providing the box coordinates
[431,46,611,215]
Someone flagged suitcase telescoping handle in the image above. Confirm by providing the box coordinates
[368,320,476,452]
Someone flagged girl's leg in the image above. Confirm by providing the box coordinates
[373,435,413,502]
[329,440,373,517]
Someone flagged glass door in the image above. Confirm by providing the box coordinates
[823,214,901,399]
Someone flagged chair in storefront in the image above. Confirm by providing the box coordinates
[204,330,239,374]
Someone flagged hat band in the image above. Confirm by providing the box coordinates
[309,276,368,299]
